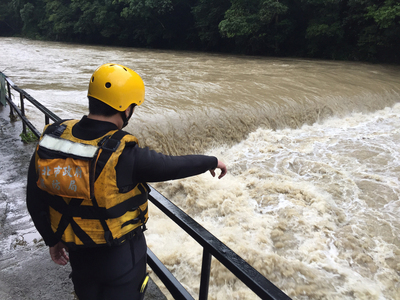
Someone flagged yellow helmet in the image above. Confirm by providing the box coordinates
[88,63,145,111]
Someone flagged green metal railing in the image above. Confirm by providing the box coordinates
[0,72,291,300]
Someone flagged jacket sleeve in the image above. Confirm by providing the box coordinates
[122,146,218,183]
[26,153,59,247]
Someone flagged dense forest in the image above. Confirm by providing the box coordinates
[1,0,399,62]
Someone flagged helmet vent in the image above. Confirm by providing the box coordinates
[105,82,111,88]
[91,76,94,82]
[123,68,127,71]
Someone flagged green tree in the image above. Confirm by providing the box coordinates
[344,0,400,61]
[366,0,400,29]
[20,1,50,38]
[191,0,231,51]
[364,0,400,61]
[69,0,122,43]
[218,0,291,54]
[39,0,78,40]
[0,1,23,35]
[299,0,346,59]
[117,0,196,48]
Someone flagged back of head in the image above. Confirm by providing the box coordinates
[88,63,145,113]
[88,96,119,116]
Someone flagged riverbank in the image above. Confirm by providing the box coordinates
[0,105,166,300]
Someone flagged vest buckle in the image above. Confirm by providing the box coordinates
[99,136,121,152]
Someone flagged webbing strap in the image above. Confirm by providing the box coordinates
[70,218,96,246]
[49,197,106,219]
[53,198,85,241]
[121,206,148,229]
[42,120,69,136]
[91,196,113,246]
[95,130,131,181]
[106,184,148,218]
[48,193,148,220]
[111,225,144,245]
[51,124,67,137]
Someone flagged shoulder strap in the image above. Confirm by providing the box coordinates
[95,130,133,181]
[94,130,136,246]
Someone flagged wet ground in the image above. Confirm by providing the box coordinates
[0,105,166,300]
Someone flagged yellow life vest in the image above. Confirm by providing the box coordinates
[35,120,149,248]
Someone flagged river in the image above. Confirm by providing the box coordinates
[1,37,400,300]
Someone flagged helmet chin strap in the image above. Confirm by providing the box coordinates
[121,112,129,128]
[120,105,134,128]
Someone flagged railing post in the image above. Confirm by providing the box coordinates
[7,81,15,119]
[0,72,6,106]
[199,249,212,300]
[20,93,26,134]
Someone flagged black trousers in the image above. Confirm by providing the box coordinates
[69,231,147,300]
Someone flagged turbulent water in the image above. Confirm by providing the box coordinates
[1,37,400,299]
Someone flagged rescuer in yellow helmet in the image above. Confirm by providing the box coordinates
[26,63,227,300]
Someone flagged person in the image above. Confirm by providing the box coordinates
[26,63,227,300]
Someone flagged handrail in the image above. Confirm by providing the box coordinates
[0,72,292,300]
[1,72,61,138]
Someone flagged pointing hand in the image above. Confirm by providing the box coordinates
[210,160,227,179]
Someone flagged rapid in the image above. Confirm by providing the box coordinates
[1,37,400,299]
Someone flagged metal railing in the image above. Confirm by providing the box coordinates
[0,72,60,137]
[0,72,291,300]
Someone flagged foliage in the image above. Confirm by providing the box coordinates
[0,0,25,35]
[366,0,400,29]
[20,128,38,143]
[0,0,399,62]
[192,0,231,50]
[218,0,291,54]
